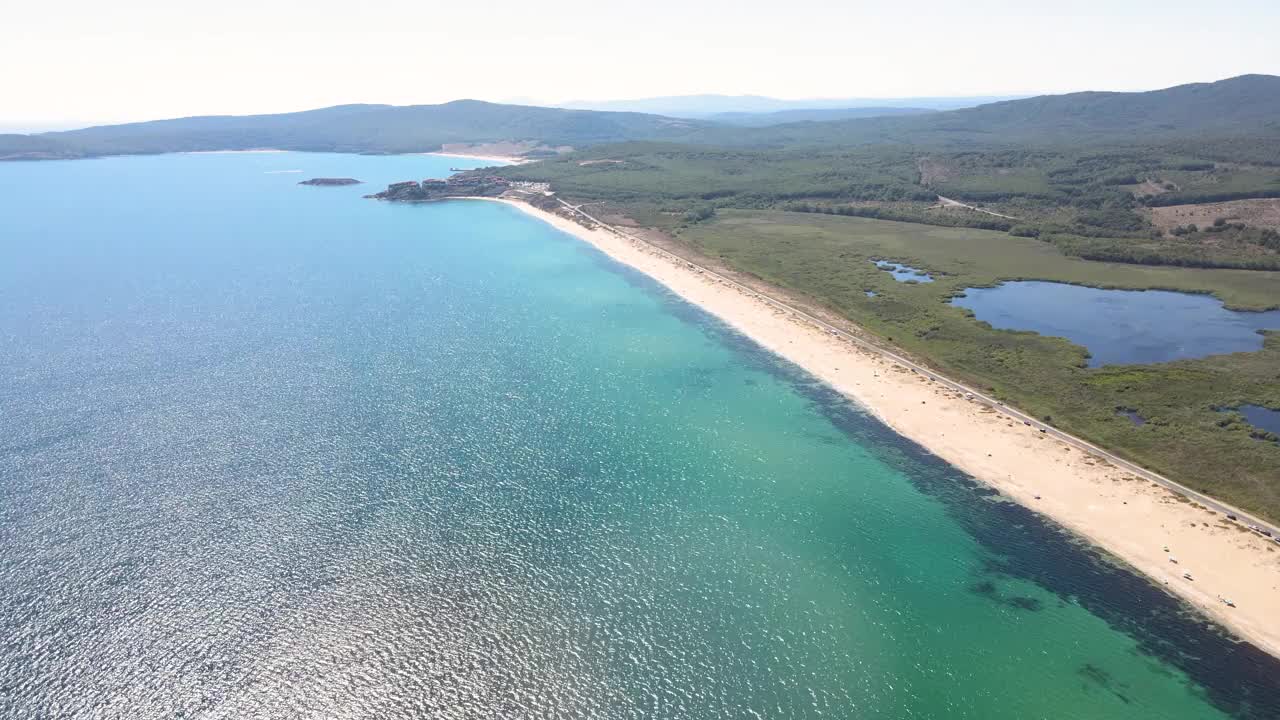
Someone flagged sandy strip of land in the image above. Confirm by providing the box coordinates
[427,152,529,166]
[476,196,1280,659]
[182,149,287,154]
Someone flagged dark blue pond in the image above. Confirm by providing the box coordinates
[1117,408,1147,426]
[1238,405,1280,435]
[952,281,1280,367]
[1216,405,1280,442]
[873,260,934,283]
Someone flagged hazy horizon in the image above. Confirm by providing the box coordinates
[3,92,1027,134]
[7,0,1279,129]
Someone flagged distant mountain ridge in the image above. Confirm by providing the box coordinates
[2,75,1278,161]
[920,74,1280,135]
[692,74,1280,149]
[705,107,935,127]
[0,101,707,160]
[559,94,1020,117]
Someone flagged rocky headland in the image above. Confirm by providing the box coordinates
[366,174,513,202]
[299,177,361,186]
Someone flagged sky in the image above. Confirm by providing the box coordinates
[6,0,1279,130]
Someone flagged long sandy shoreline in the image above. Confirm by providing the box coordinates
[426,151,530,166]
[475,196,1280,658]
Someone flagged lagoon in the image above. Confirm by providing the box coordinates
[1,153,1277,718]
[1239,405,1280,436]
[952,281,1280,367]
[1220,405,1280,440]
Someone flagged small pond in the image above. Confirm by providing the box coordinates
[1219,405,1280,441]
[1238,405,1280,435]
[951,281,1280,367]
[873,260,934,283]
[1116,408,1146,426]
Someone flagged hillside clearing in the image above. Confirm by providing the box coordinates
[1150,198,1280,233]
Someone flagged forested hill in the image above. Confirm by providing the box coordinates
[3,75,1278,162]
[710,75,1280,148]
[948,74,1280,135]
[704,107,934,127]
[0,101,707,160]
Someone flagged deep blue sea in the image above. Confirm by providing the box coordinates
[1,153,1278,719]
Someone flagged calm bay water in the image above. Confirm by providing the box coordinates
[1,153,1278,719]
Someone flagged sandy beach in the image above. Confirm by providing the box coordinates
[427,151,530,166]
[480,196,1280,659]
[182,149,286,154]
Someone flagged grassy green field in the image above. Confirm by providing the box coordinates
[676,210,1280,520]
[933,168,1055,197]
[1151,168,1280,206]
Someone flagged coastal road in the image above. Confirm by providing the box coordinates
[555,197,1280,542]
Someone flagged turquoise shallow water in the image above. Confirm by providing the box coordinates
[1,153,1277,719]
